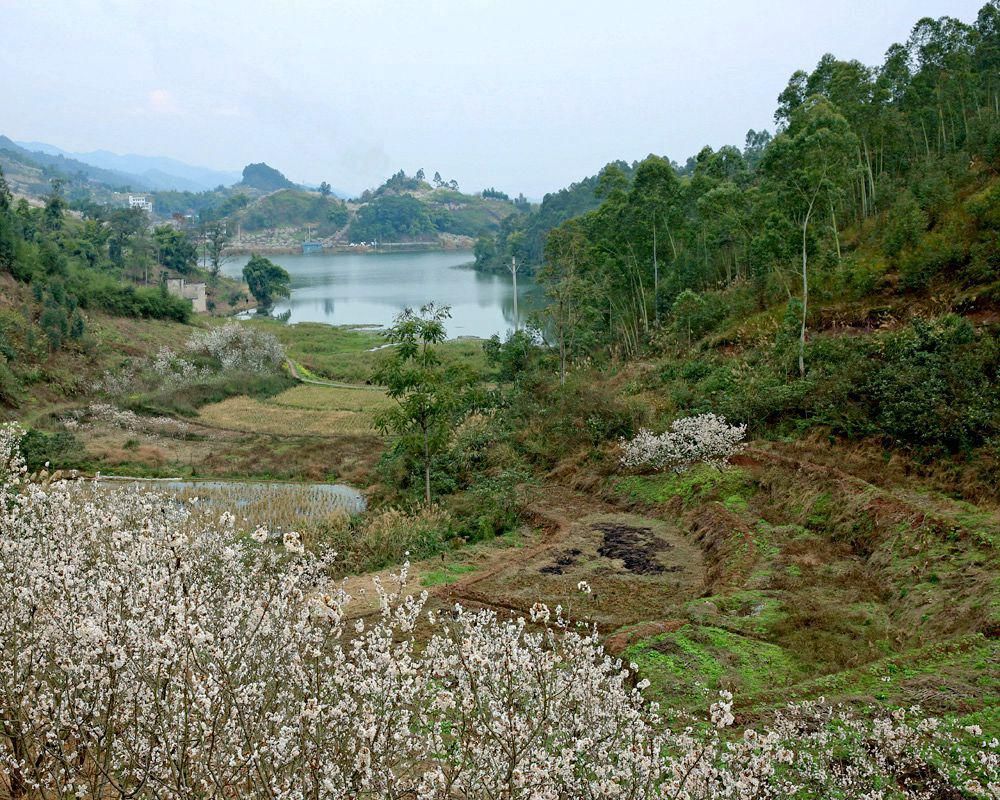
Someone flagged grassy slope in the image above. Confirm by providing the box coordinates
[7,306,490,483]
[246,318,487,383]
[491,174,998,729]
[610,453,998,732]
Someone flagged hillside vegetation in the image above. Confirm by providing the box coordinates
[473,161,633,272]
[1,3,999,795]
[338,2,1000,739]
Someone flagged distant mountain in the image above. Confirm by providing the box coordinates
[239,162,297,192]
[0,135,149,190]
[15,140,240,192]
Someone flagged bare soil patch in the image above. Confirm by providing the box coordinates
[594,521,674,575]
[451,510,703,631]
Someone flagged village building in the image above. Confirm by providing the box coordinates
[128,194,154,213]
[166,278,207,313]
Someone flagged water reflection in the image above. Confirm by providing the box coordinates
[224,250,541,339]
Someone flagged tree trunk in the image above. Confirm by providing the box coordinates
[559,329,567,386]
[652,223,659,327]
[510,256,519,331]
[10,734,26,799]
[831,204,841,263]
[800,210,811,378]
[423,428,431,505]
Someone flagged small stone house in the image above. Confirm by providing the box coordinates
[166,279,207,313]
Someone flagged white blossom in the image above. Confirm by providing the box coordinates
[282,530,305,554]
[620,413,747,472]
[185,323,285,373]
[0,423,992,800]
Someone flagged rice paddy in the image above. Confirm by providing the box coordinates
[100,477,364,533]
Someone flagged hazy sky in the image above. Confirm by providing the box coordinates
[1,0,987,196]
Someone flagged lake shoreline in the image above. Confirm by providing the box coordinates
[226,233,476,257]
[222,248,538,337]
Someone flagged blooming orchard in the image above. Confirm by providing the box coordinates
[0,424,994,799]
[185,322,285,373]
[620,413,747,472]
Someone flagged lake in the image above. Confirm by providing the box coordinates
[223,250,542,339]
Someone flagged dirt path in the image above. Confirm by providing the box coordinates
[337,485,615,622]
[439,485,704,632]
[337,481,705,635]
[439,484,610,605]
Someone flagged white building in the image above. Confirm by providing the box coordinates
[128,194,153,213]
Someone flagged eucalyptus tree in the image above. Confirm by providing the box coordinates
[541,221,601,384]
[762,97,858,376]
[202,220,231,280]
[627,155,685,323]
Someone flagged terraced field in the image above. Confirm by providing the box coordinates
[197,384,392,436]
[374,443,1000,731]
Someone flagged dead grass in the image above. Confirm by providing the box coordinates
[197,385,388,437]
[77,419,382,484]
[270,384,392,414]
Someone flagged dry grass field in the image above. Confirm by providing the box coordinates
[197,384,392,437]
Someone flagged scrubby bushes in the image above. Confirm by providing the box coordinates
[16,428,87,471]
[311,503,454,573]
[863,316,998,451]
[653,316,998,455]
[128,371,295,418]
[73,272,192,322]
[93,322,291,416]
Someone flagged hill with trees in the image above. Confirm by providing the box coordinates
[234,189,349,233]
[0,164,261,407]
[238,162,297,192]
[346,168,522,243]
[473,162,635,272]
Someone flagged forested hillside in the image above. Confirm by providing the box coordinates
[346,169,522,242]
[473,163,633,272]
[522,4,999,462]
[0,169,255,408]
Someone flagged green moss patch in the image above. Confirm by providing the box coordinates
[624,623,806,713]
[613,465,754,508]
[420,562,477,587]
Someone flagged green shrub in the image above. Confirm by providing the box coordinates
[73,272,192,322]
[899,225,969,290]
[882,191,927,259]
[128,372,295,417]
[864,316,997,452]
[19,429,87,471]
[449,469,527,542]
[0,361,21,406]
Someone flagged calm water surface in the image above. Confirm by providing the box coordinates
[224,250,541,339]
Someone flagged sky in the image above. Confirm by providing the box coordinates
[0,0,988,197]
